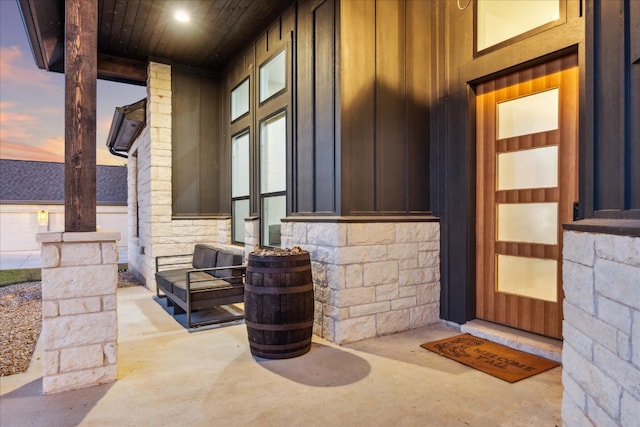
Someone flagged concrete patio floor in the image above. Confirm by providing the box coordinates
[0,286,563,426]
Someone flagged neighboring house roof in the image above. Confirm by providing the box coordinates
[0,159,127,205]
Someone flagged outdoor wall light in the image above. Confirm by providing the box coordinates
[174,10,190,23]
[38,210,48,226]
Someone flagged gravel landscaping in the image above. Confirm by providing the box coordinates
[0,271,143,377]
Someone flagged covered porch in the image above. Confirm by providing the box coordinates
[0,286,562,426]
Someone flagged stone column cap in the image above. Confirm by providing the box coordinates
[37,231,121,243]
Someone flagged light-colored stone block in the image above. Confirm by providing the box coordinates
[337,245,388,265]
[60,344,104,372]
[349,301,390,317]
[103,342,117,365]
[58,297,102,316]
[334,315,376,344]
[561,393,594,427]
[333,287,376,308]
[391,296,417,310]
[597,296,632,333]
[410,303,439,327]
[621,392,640,427]
[102,242,119,263]
[563,345,622,419]
[596,234,640,268]
[563,231,596,266]
[563,260,596,315]
[43,365,117,394]
[40,244,60,268]
[43,311,117,349]
[348,223,395,245]
[418,250,439,268]
[37,232,63,243]
[594,259,640,311]
[60,243,102,266]
[396,222,439,243]
[633,311,640,366]
[42,301,59,318]
[593,344,640,401]
[42,264,118,299]
[563,303,618,353]
[562,322,593,360]
[375,283,399,301]
[325,264,346,290]
[416,283,440,305]
[562,371,587,413]
[102,295,117,311]
[377,309,410,335]
[363,261,398,286]
[43,350,59,375]
[387,243,419,260]
[345,264,363,288]
[62,231,121,243]
[308,223,346,247]
[585,396,617,427]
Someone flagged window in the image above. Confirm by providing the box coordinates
[476,0,561,52]
[231,79,249,121]
[232,132,250,243]
[259,50,286,102]
[260,112,287,247]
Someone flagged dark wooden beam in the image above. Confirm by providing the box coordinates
[97,54,147,85]
[64,0,97,232]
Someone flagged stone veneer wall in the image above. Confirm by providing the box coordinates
[281,220,440,344]
[37,231,120,394]
[128,62,231,291]
[562,230,640,426]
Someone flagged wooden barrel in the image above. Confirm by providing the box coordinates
[245,251,314,359]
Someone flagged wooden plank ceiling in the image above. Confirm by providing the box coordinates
[21,0,295,83]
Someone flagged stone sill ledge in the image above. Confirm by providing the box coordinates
[37,231,122,243]
[563,219,640,238]
[282,215,440,223]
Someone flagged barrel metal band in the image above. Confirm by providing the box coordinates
[244,283,313,295]
[249,337,312,351]
[245,319,314,331]
[247,265,311,274]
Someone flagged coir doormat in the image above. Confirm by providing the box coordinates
[420,333,560,383]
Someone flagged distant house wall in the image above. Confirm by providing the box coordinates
[0,203,127,253]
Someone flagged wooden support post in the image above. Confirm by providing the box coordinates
[64,0,98,232]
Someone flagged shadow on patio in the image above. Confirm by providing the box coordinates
[0,287,563,426]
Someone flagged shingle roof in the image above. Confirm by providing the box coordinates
[0,159,127,204]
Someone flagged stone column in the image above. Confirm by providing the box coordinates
[37,231,120,394]
[244,217,261,261]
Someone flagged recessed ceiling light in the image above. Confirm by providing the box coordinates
[175,10,190,23]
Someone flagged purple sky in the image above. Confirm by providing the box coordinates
[0,0,147,166]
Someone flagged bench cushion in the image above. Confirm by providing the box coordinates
[192,244,218,269]
[171,274,244,302]
[156,268,191,294]
[213,252,244,284]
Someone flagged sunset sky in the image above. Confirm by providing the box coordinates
[0,0,147,166]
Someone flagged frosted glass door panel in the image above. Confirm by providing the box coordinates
[497,203,558,244]
[231,132,250,198]
[477,0,560,51]
[497,89,559,139]
[260,113,286,193]
[497,255,557,302]
[498,146,558,190]
[262,195,286,247]
[232,199,249,243]
[231,79,249,121]
[259,51,286,102]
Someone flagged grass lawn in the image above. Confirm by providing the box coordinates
[0,269,42,287]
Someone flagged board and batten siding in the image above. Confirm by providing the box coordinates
[339,0,431,215]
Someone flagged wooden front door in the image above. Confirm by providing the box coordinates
[476,54,578,339]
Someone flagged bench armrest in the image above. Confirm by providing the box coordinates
[186,265,246,290]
